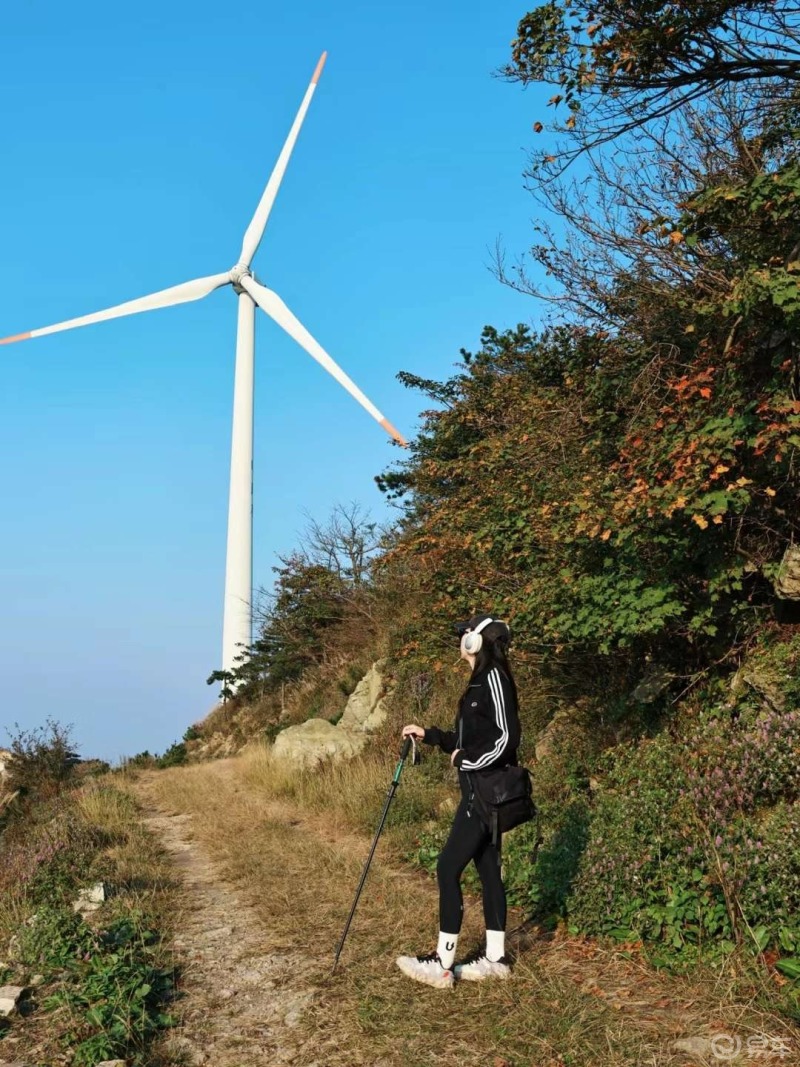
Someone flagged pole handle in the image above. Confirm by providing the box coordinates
[400,736,412,761]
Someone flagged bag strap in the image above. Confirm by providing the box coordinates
[492,809,501,866]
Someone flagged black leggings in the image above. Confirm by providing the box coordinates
[437,789,506,933]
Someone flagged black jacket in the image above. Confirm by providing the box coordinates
[423,665,520,772]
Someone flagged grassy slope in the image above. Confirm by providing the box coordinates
[144,749,798,1067]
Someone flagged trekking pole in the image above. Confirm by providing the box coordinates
[331,736,414,974]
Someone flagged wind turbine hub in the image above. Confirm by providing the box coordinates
[229,263,252,293]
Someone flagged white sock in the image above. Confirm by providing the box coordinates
[437,931,458,970]
[485,929,505,962]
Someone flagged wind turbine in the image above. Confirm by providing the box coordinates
[1,52,406,678]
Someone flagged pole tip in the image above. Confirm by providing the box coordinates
[312,52,328,85]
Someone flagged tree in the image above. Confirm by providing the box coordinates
[504,1,800,169]
[298,501,383,586]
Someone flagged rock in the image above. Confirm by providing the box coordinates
[0,749,12,780]
[72,882,106,914]
[775,543,800,599]
[338,661,389,733]
[0,986,25,1017]
[632,665,674,704]
[96,1061,127,1067]
[272,718,366,768]
[362,695,390,733]
[534,709,571,763]
[28,975,44,988]
[732,668,787,711]
[672,1036,712,1057]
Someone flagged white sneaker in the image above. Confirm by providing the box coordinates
[454,949,511,981]
[395,951,454,989]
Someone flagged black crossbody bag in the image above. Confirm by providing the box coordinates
[468,764,535,851]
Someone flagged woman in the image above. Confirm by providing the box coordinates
[398,613,520,988]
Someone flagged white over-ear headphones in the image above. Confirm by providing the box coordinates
[461,617,495,655]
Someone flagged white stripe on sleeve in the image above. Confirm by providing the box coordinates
[460,669,509,770]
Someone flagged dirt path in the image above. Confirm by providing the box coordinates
[134,777,320,1067]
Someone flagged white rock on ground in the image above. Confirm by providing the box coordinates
[72,882,106,914]
[0,985,25,1017]
[672,1036,712,1056]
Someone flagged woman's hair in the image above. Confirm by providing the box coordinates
[468,619,518,702]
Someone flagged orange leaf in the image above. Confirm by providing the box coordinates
[699,387,712,399]
[600,529,612,541]
[692,514,709,530]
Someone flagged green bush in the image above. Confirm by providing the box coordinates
[156,742,188,769]
[564,650,800,965]
[23,906,175,1067]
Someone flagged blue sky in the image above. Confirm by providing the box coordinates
[0,0,549,762]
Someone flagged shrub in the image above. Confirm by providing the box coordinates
[156,742,187,769]
[5,719,80,799]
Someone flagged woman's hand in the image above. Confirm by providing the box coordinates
[450,749,462,765]
[402,724,425,740]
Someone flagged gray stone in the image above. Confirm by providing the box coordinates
[362,695,390,733]
[733,668,787,711]
[775,543,800,599]
[72,882,106,914]
[338,661,388,733]
[96,1061,127,1067]
[272,718,365,768]
[0,985,25,1017]
[632,665,674,704]
[534,709,571,763]
[672,1036,712,1056]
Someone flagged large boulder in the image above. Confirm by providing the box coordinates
[338,661,389,733]
[272,718,366,768]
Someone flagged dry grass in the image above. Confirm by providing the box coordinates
[236,740,446,834]
[141,753,799,1067]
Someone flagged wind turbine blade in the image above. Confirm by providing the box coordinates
[240,275,407,446]
[0,273,231,346]
[238,52,327,269]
